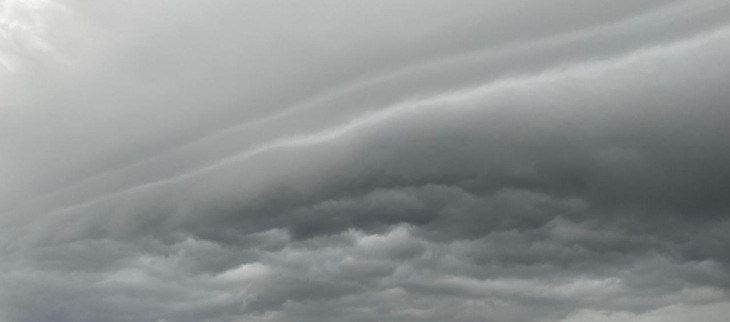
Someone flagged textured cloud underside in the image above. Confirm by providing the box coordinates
[1,1,729,322]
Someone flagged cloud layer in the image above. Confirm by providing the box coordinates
[1,1,730,321]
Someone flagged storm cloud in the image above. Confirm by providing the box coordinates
[1,1,730,321]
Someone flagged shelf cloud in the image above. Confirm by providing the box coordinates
[1,1,729,321]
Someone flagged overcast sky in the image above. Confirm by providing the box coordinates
[1,1,730,321]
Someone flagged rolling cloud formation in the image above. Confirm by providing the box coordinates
[1,1,730,321]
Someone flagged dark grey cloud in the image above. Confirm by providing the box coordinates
[1,1,730,322]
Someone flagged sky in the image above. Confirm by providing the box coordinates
[1,0,730,321]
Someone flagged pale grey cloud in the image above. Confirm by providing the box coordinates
[1,1,729,321]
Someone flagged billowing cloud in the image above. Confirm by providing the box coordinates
[1,1,729,322]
